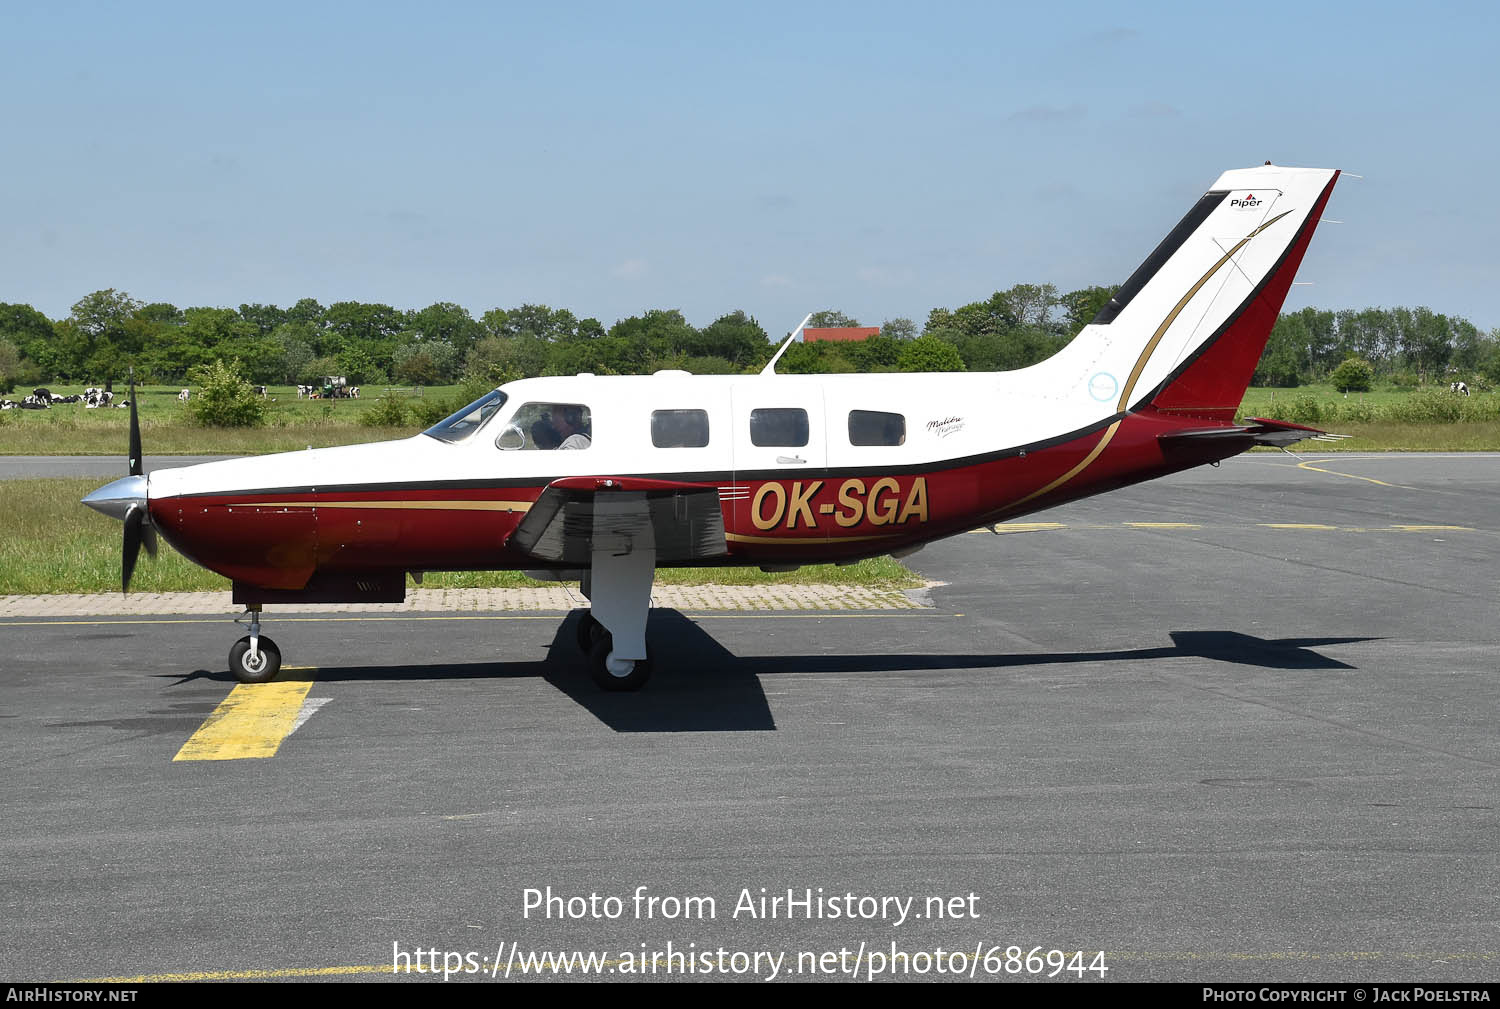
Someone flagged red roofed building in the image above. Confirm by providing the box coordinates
[803,326,880,343]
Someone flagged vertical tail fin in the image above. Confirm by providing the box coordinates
[1058,165,1339,423]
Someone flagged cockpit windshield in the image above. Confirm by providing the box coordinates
[422,389,509,444]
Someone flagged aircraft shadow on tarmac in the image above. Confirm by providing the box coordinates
[160,613,1375,734]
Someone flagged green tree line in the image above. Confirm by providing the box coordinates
[2,286,1497,393]
[1256,306,1498,387]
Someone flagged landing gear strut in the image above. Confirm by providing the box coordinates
[229,604,281,683]
[577,494,656,692]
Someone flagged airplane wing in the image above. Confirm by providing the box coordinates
[1158,416,1351,454]
[506,476,729,565]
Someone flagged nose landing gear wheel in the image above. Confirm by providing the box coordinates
[230,635,282,684]
[587,634,652,692]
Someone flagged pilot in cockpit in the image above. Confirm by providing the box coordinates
[530,417,561,450]
[551,406,591,450]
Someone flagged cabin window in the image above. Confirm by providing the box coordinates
[651,409,710,448]
[495,402,592,450]
[848,410,906,446]
[749,408,809,447]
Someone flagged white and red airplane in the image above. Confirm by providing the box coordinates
[84,163,1341,690]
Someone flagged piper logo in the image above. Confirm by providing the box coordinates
[1230,192,1263,210]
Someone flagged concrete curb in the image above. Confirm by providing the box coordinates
[0,584,931,617]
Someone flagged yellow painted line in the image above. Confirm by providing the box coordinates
[1296,458,1411,488]
[1260,523,1338,530]
[75,949,1500,981]
[78,965,396,982]
[1391,524,1474,532]
[173,676,315,762]
[1124,522,1201,529]
[1101,951,1500,963]
[970,521,1067,534]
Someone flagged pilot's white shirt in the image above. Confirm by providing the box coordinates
[559,434,591,450]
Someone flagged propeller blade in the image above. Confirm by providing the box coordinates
[128,374,142,477]
[142,522,158,558]
[123,504,143,593]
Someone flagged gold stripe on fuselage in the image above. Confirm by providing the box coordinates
[1008,420,1122,510]
[223,500,534,512]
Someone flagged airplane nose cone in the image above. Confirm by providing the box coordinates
[82,474,148,521]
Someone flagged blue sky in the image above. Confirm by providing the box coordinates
[4,1,1497,330]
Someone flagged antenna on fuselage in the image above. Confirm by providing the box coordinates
[760,313,814,376]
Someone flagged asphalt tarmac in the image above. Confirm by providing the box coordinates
[1,453,1496,984]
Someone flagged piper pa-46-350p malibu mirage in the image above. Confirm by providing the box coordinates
[84,163,1343,691]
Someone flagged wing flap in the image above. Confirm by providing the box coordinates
[507,478,728,564]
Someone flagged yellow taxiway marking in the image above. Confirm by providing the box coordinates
[173,674,315,762]
[972,521,1068,534]
[74,949,1500,982]
[1124,522,1201,529]
[79,965,397,982]
[1296,458,1411,488]
[1260,523,1339,530]
[1391,524,1474,532]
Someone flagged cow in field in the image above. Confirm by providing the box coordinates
[1451,381,1470,396]
[178,388,190,402]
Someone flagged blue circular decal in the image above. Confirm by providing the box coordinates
[1088,371,1118,402]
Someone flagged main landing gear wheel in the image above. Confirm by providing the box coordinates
[587,635,652,692]
[575,611,604,653]
[229,635,282,684]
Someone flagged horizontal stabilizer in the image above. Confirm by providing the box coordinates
[1159,416,1350,453]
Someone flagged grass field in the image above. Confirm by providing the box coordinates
[1246,421,1500,452]
[1239,384,1500,450]
[1239,384,1421,413]
[0,477,922,595]
[0,383,447,454]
